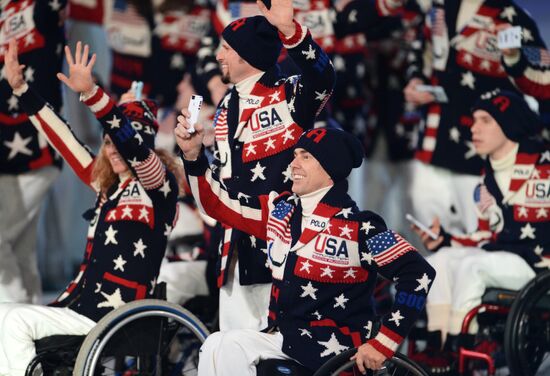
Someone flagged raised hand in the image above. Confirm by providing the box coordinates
[174,108,204,161]
[56,41,97,95]
[4,39,26,91]
[256,0,295,37]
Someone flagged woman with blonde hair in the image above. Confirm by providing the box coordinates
[0,40,180,376]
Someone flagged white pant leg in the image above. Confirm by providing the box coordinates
[448,250,536,334]
[198,329,290,376]
[0,304,96,376]
[158,260,209,305]
[0,167,58,303]
[219,263,271,331]
[425,247,484,333]
[409,161,478,235]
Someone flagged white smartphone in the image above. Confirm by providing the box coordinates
[497,26,522,49]
[416,85,448,103]
[131,81,143,101]
[187,95,203,134]
[406,213,439,240]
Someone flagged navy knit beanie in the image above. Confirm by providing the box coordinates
[295,128,364,182]
[221,16,282,71]
[472,90,542,142]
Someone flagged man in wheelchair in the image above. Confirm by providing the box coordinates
[0,41,180,375]
[176,107,436,374]
[410,89,550,372]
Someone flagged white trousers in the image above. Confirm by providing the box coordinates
[0,167,58,303]
[198,329,291,376]
[426,247,535,335]
[0,303,96,376]
[219,263,271,331]
[409,161,479,235]
[158,260,209,305]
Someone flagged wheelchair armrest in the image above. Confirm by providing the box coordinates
[481,288,518,306]
[34,335,85,353]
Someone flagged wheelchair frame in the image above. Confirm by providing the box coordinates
[26,299,210,376]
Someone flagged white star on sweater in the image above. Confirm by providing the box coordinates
[449,127,460,143]
[121,206,133,219]
[389,310,405,327]
[4,132,32,159]
[300,281,318,300]
[339,224,353,239]
[245,143,257,157]
[264,138,276,151]
[95,283,102,293]
[415,273,432,293]
[338,207,353,218]
[159,180,171,198]
[315,90,328,101]
[320,265,334,278]
[250,162,266,182]
[139,207,150,222]
[129,157,140,167]
[164,223,172,236]
[288,96,296,113]
[465,141,477,159]
[300,260,312,273]
[98,288,125,309]
[343,268,356,279]
[333,293,349,309]
[107,210,117,220]
[113,255,127,271]
[461,71,476,89]
[522,28,534,42]
[133,238,147,258]
[361,222,375,234]
[518,206,529,218]
[520,223,536,240]
[104,225,118,245]
[318,333,349,357]
[282,128,295,144]
[361,252,373,265]
[500,6,516,22]
[540,151,550,163]
[107,115,121,129]
[537,208,548,218]
[171,53,185,69]
[535,255,550,269]
[49,0,62,11]
[299,328,312,338]
[479,59,491,71]
[302,44,316,60]
[24,32,35,46]
[269,91,280,104]
[282,164,292,183]
[348,9,358,23]
[24,66,35,82]
[7,94,19,110]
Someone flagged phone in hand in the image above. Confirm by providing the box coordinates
[131,81,143,101]
[406,213,439,240]
[497,26,522,49]
[416,85,448,103]
[187,95,203,134]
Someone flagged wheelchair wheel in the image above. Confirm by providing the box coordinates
[504,270,550,376]
[73,299,210,376]
[313,348,428,376]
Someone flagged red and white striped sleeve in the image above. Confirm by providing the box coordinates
[185,153,271,240]
[15,83,97,189]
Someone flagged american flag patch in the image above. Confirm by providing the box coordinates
[267,201,294,243]
[474,184,495,214]
[214,109,228,140]
[367,230,414,266]
[524,47,550,67]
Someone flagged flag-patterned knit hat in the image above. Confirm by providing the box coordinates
[221,15,282,71]
[295,128,364,182]
[472,90,542,142]
[118,99,159,149]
